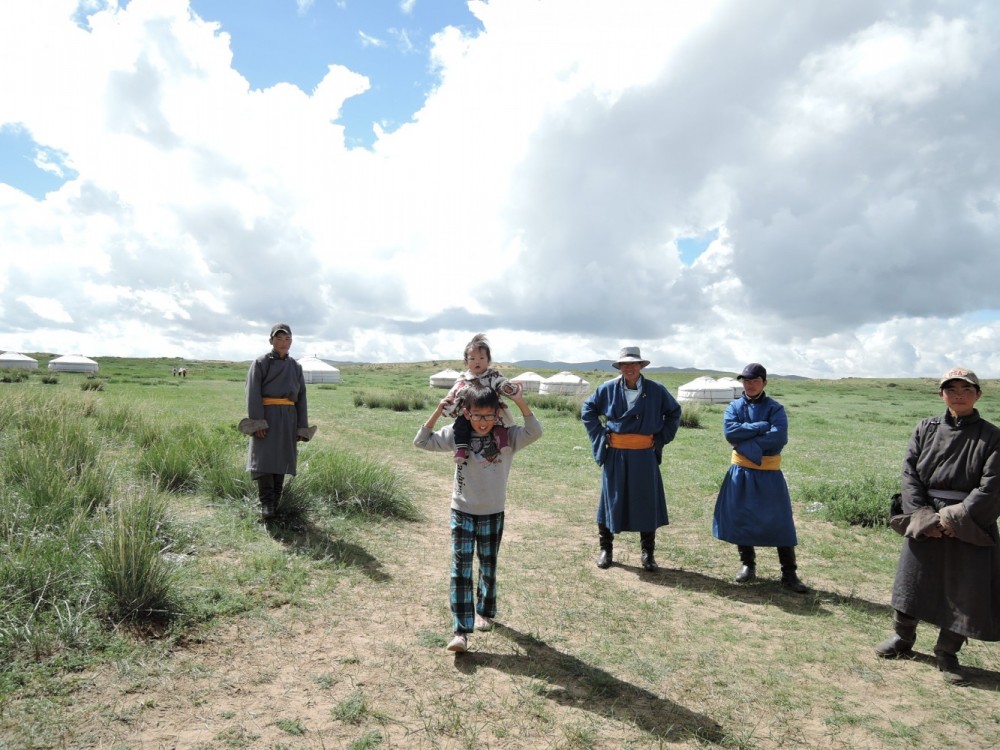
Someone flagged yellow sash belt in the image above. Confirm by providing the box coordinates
[731,450,781,470]
[262,397,296,406]
[608,433,654,449]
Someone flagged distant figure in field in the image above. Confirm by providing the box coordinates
[712,363,809,593]
[414,381,542,653]
[440,333,521,465]
[240,323,315,520]
[876,367,1000,685]
[581,346,681,572]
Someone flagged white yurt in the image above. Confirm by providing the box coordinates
[677,376,734,404]
[0,351,39,370]
[47,354,99,373]
[539,371,591,396]
[429,368,462,389]
[510,371,545,393]
[299,356,341,384]
[716,377,743,399]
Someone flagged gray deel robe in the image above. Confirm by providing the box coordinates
[892,409,1000,640]
[245,351,308,478]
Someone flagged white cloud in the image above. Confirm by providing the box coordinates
[17,295,74,323]
[358,30,385,48]
[0,0,998,377]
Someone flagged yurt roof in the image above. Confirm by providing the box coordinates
[544,371,589,384]
[716,377,742,386]
[50,354,98,364]
[678,376,728,389]
[511,371,545,382]
[0,351,37,362]
[431,368,462,378]
[299,356,339,372]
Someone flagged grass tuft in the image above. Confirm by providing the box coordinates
[91,486,178,622]
[799,474,899,527]
[353,389,427,411]
[298,451,416,519]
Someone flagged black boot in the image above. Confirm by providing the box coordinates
[597,524,614,569]
[640,531,657,572]
[934,630,969,685]
[273,474,285,509]
[735,545,756,583]
[778,546,809,594]
[257,475,277,519]
[875,611,917,658]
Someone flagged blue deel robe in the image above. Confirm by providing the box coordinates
[581,375,682,533]
[712,392,798,547]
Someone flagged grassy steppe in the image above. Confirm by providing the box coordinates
[1,358,998,749]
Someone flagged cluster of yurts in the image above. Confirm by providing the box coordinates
[429,367,743,403]
[2,351,741,403]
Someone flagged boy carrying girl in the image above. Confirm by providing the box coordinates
[414,381,542,652]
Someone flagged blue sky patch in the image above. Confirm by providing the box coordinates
[677,228,719,266]
[188,0,482,149]
[0,126,74,199]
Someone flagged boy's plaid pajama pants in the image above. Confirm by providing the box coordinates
[450,509,505,634]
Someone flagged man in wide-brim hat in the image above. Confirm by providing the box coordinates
[581,346,681,572]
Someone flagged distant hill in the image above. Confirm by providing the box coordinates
[511,360,807,379]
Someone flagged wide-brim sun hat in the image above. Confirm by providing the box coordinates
[613,346,650,369]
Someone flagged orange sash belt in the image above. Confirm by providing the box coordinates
[262,397,295,406]
[731,450,781,470]
[608,433,654,449]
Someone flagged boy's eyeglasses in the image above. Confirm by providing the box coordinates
[467,413,497,423]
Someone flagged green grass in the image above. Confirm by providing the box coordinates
[1,360,998,748]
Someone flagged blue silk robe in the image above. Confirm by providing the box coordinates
[713,392,797,547]
[582,375,681,533]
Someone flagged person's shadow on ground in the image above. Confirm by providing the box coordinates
[893,650,1000,692]
[264,514,390,582]
[617,562,894,619]
[453,624,726,744]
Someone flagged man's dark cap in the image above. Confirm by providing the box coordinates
[738,362,767,380]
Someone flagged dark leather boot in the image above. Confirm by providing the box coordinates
[778,546,809,593]
[875,610,917,658]
[736,545,756,583]
[640,531,657,571]
[273,474,285,507]
[597,524,614,569]
[257,475,277,519]
[934,630,969,685]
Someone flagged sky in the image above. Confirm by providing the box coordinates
[2,0,1000,379]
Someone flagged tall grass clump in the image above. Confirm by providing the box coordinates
[353,389,427,412]
[92,487,178,622]
[199,427,254,501]
[1,404,110,524]
[95,400,148,437]
[0,369,30,383]
[523,393,585,418]
[680,404,704,429]
[137,432,200,492]
[297,451,417,519]
[798,473,899,527]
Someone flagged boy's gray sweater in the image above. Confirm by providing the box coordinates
[413,415,542,515]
